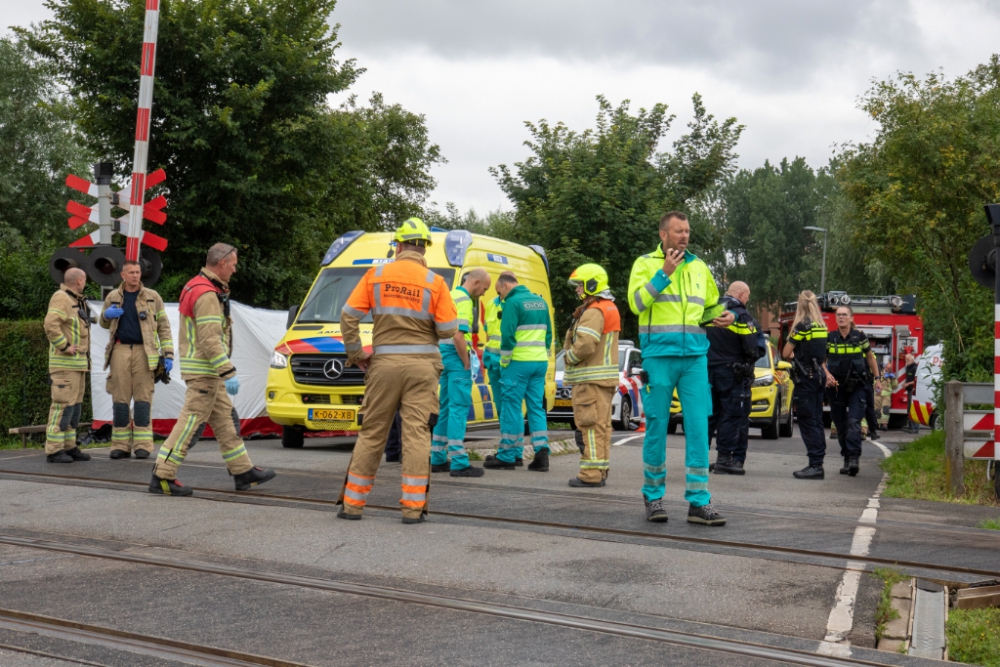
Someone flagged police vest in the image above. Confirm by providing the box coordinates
[706,295,758,366]
[826,328,870,379]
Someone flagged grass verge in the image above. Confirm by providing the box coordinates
[979,517,1000,530]
[871,567,906,645]
[947,607,1000,667]
[880,431,999,506]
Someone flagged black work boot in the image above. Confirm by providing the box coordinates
[568,477,605,488]
[714,456,744,475]
[148,474,193,496]
[337,508,362,521]
[793,465,825,479]
[527,448,549,472]
[840,457,850,475]
[847,456,860,477]
[687,502,727,525]
[644,498,668,522]
[869,430,880,442]
[234,467,276,491]
[483,454,515,470]
[710,453,730,474]
[401,514,426,525]
[515,457,524,467]
[65,447,91,461]
[47,451,74,463]
[450,465,485,477]
[134,449,150,460]
[109,449,130,460]
[431,461,451,473]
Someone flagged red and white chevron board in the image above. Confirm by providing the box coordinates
[125,0,163,261]
[66,169,166,244]
[70,222,167,252]
[964,438,996,459]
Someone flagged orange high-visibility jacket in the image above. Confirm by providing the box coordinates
[341,250,458,364]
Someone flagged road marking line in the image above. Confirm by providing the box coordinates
[820,443,892,653]
[612,434,644,447]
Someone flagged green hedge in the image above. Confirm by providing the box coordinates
[0,321,93,447]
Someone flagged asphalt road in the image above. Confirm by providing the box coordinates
[0,424,992,666]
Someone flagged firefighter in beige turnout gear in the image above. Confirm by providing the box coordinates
[337,218,458,523]
[150,244,276,496]
[100,260,173,459]
[43,268,93,463]
[564,264,621,487]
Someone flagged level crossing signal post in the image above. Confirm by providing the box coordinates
[967,204,1000,485]
[50,161,167,293]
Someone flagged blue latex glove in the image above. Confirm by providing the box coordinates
[224,376,240,396]
[164,358,173,373]
[104,306,124,319]
[470,351,481,382]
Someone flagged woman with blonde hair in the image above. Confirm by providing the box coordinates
[782,291,835,479]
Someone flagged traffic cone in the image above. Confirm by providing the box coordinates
[636,410,646,433]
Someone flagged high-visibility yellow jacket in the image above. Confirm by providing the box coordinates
[483,295,503,367]
[177,269,235,379]
[563,298,620,387]
[627,244,721,358]
[440,286,473,361]
[499,285,551,366]
[100,283,173,370]
[44,285,91,372]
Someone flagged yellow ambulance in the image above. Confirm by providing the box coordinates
[266,230,558,448]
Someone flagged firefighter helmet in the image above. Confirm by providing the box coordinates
[568,263,608,298]
[394,217,433,247]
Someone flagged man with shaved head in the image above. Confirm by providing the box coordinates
[43,267,93,462]
[431,267,492,477]
[707,280,763,476]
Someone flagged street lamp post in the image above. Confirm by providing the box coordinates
[804,226,828,294]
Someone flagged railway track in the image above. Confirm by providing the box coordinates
[3,467,999,581]
[0,534,938,667]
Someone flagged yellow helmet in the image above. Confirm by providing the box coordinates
[568,263,608,298]
[394,217,433,246]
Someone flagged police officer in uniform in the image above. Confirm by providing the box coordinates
[150,244,276,495]
[826,305,879,477]
[707,281,761,475]
[100,259,173,459]
[337,219,458,523]
[43,267,93,463]
[783,290,835,479]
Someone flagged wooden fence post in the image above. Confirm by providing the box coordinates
[944,380,965,497]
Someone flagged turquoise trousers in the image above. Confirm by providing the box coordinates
[641,355,712,507]
[497,361,548,463]
[431,356,473,470]
[484,353,503,424]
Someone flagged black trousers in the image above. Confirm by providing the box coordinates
[708,365,752,462]
[831,383,866,459]
[865,382,878,433]
[794,375,826,467]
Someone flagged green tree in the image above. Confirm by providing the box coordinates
[0,37,92,319]
[492,95,742,336]
[839,58,1000,381]
[23,0,442,308]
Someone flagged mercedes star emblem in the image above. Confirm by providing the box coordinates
[323,358,344,380]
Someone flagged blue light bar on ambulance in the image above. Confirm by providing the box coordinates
[529,245,549,275]
[322,230,365,265]
[445,230,473,267]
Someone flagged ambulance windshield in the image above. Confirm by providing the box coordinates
[296,267,455,324]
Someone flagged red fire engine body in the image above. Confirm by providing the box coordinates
[777,292,923,426]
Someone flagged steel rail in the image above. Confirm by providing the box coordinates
[3,468,999,580]
[0,607,315,667]
[0,535,918,667]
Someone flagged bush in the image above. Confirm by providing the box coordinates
[0,320,93,448]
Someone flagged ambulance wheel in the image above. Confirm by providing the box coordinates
[667,421,678,435]
[762,405,780,440]
[614,397,632,431]
[281,426,304,448]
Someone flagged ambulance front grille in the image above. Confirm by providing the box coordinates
[290,354,366,386]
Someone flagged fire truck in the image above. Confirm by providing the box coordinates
[777,292,925,428]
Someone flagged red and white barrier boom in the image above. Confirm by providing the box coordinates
[126,0,164,261]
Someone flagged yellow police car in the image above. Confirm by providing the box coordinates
[749,341,795,439]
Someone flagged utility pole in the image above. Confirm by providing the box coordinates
[804,226,828,294]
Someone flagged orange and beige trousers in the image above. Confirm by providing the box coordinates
[46,371,88,454]
[153,376,253,480]
[338,354,441,520]
[106,343,155,453]
[572,383,615,483]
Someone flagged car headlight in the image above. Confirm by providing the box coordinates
[270,351,288,369]
[752,374,774,387]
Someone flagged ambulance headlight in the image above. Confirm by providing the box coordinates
[270,351,288,369]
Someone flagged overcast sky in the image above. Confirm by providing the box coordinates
[6,1,1000,214]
